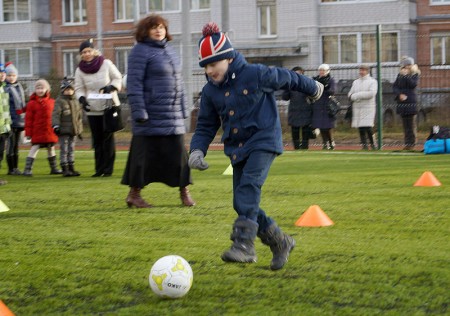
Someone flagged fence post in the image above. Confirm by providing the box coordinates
[376,24,383,150]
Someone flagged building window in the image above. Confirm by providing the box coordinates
[257,2,277,38]
[147,0,180,12]
[322,32,398,64]
[191,0,209,10]
[430,0,450,4]
[63,51,78,77]
[115,47,131,75]
[4,48,31,76]
[115,0,133,21]
[1,0,29,22]
[321,0,393,2]
[63,0,87,24]
[431,36,450,66]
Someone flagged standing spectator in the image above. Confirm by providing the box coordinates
[282,66,313,150]
[393,56,420,150]
[0,64,10,185]
[312,64,337,150]
[348,64,378,150]
[74,38,122,177]
[0,64,11,170]
[189,22,323,270]
[52,78,83,177]
[121,14,195,208]
[22,79,61,176]
[4,63,26,175]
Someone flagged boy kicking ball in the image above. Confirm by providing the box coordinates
[189,22,323,270]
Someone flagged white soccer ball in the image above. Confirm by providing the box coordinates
[149,255,193,299]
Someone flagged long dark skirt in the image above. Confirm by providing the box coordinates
[121,135,192,188]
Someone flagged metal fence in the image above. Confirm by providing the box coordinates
[20,63,449,148]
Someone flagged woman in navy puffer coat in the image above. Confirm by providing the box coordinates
[121,14,194,208]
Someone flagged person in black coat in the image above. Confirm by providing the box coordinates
[121,14,194,208]
[393,56,420,150]
[282,66,313,150]
[312,64,337,150]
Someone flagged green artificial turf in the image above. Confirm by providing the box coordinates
[0,149,448,315]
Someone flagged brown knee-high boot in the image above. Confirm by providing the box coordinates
[180,187,195,206]
[126,187,152,208]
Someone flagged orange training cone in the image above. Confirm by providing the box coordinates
[413,171,441,187]
[0,300,15,316]
[295,205,334,227]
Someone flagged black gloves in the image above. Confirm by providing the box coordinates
[77,134,83,141]
[100,85,117,94]
[53,127,60,136]
[79,96,90,112]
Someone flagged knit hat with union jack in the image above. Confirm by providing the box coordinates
[198,22,235,67]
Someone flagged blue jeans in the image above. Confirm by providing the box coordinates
[232,150,276,232]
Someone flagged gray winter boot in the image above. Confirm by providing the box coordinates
[61,164,73,177]
[221,217,258,263]
[68,162,80,176]
[48,156,62,174]
[258,223,295,270]
[22,157,35,177]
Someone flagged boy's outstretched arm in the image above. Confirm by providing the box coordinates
[259,66,324,102]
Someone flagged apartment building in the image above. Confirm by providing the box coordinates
[0,1,432,87]
[416,0,450,90]
[0,0,52,78]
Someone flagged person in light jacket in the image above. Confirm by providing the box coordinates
[348,64,378,150]
[74,39,122,177]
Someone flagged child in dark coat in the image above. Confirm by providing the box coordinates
[52,78,83,176]
[5,63,26,175]
[23,79,61,176]
[189,23,323,270]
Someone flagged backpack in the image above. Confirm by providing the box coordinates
[424,126,450,154]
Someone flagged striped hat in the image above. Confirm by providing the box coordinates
[198,22,235,67]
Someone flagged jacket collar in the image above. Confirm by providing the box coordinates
[143,38,168,48]
[207,52,247,87]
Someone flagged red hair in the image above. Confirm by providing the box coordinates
[134,14,172,42]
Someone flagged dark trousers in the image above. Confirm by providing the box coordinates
[7,128,23,170]
[88,116,116,175]
[291,126,310,149]
[358,127,374,148]
[0,132,8,164]
[232,151,276,233]
[320,129,333,145]
[401,115,417,147]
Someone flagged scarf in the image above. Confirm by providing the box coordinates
[78,55,105,74]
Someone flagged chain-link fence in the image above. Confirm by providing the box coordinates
[20,62,449,149]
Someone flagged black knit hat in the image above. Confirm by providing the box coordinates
[60,77,74,92]
[79,38,94,52]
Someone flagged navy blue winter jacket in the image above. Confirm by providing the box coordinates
[190,52,318,165]
[393,73,419,117]
[126,38,187,136]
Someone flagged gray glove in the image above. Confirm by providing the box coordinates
[188,149,209,171]
[307,81,324,104]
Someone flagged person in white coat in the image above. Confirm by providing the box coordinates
[348,64,378,150]
[75,39,122,176]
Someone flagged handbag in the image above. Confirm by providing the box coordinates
[103,104,124,133]
[344,103,353,121]
[326,95,341,118]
